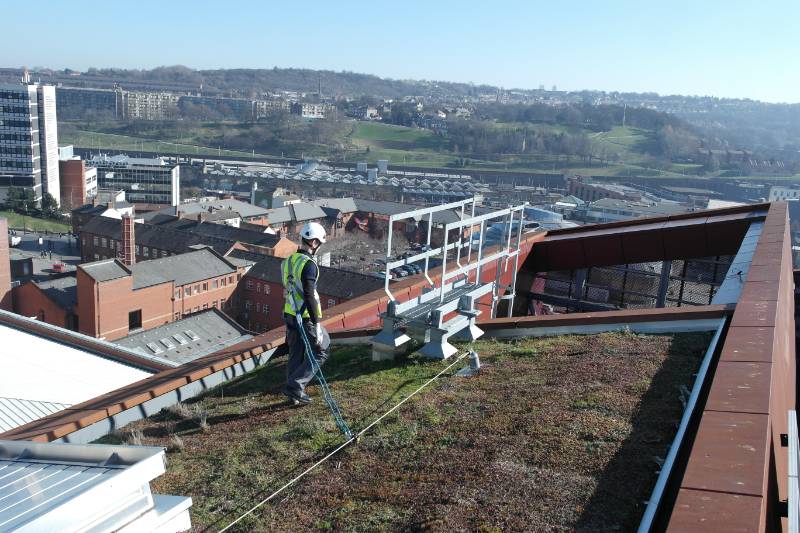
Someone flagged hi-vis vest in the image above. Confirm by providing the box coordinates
[282,252,322,319]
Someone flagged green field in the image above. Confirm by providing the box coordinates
[0,210,70,233]
[59,120,799,180]
[344,122,455,167]
[59,128,268,158]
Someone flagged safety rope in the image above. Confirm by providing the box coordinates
[218,350,471,532]
[294,313,353,440]
[285,264,353,440]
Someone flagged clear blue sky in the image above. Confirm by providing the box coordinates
[2,0,797,102]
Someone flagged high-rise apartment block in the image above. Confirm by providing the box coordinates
[0,83,60,204]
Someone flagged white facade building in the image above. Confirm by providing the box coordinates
[0,83,60,205]
[768,185,800,202]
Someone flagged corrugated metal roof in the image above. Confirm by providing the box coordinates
[0,439,192,531]
[0,397,71,433]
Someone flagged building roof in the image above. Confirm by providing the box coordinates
[79,248,237,290]
[351,198,465,225]
[155,218,281,247]
[129,248,236,289]
[113,309,253,365]
[310,197,359,213]
[0,313,153,432]
[90,153,168,167]
[176,198,269,219]
[0,397,71,433]
[245,256,384,299]
[81,216,239,256]
[587,197,691,216]
[80,259,130,283]
[265,203,329,224]
[34,276,78,310]
[0,439,192,531]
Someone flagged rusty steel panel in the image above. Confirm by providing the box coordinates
[705,362,772,414]
[681,411,771,496]
[729,299,779,328]
[720,327,776,363]
[667,489,764,533]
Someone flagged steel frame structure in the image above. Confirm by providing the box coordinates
[373,198,526,359]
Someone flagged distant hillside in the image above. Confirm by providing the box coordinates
[78,66,498,98]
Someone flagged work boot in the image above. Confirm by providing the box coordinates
[284,389,312,406]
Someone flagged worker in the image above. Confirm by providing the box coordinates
[282,222,330,405]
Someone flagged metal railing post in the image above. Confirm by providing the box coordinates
[440,227,449,304]
[424,211,434,287]
[508,207,524,317]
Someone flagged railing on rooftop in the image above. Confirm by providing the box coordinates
[374,197,526,359]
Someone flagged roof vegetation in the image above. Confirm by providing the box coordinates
[97,331,710,531]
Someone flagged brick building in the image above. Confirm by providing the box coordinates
[75,247,246,341]
[12,276,76,329]
[58,158,98,211]
[79,216,296,263]
[0,218,11,311]
[238,255,384,332]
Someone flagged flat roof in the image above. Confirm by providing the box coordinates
[0,315,152,432]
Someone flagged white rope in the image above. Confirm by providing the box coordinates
[218,350,470,532]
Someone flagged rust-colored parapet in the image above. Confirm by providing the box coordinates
[667,202,796,532]
[528,203,767,272]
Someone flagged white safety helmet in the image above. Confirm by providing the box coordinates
[300,221,327,244]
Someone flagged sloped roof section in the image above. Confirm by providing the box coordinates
[129,248,236,289]
[245,256,384,299]
[0,397,71,433]
[34,276,78,310]
[114,309,253,364]
[80,259,130,282]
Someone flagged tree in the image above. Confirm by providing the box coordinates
[5,187,35,212]
[40,193,60,219]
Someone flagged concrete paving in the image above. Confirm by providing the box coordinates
[8,231,81,281]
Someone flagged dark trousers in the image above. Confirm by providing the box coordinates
[285,317,329,395]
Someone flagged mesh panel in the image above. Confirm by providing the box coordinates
[531,255,732,311]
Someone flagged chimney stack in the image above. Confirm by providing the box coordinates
[121,215,135,266]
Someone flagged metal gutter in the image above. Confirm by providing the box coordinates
[637,317,727,532]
